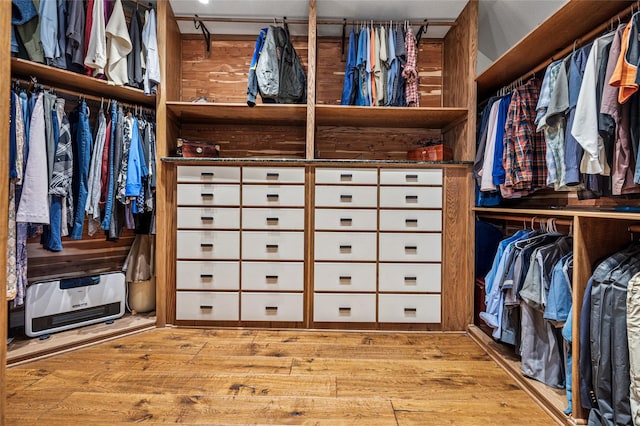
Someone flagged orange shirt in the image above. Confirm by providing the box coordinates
[610,20,638,104]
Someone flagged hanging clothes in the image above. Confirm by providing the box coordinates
[127,4,144,89]
[340,28,357,105]
[105,0,132,85]
[403,26,419,107]
[84,0,107,76]
[142,8,161,95]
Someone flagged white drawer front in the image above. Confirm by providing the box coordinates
[176,292,239,321]
[177,166,240,183]
[242,167,305,183]
[379,186,442,208]
[176,261,239,290]
[242,262,304,291]
[242,185,305,207]
[313,294,376,322]
[177,183,240,206]
[314,209,377,231]
[314,232,377,261]
[378,263,441,293]
[379,233,441,261]
[379,210,442,232]
[379,169,442,185]
[378,294,441,323]
[176,230,240,259]
[313,263,376,292]
[242,208,305,230]
[242,231,304,260]
[315,186,377,207]
[177,207,240,229]
[315,168,378,184]
[241,293,303,321]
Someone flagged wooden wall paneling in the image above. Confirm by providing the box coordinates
[314,127,441,160]
[314,39,443,107]
[443,0,477,162]
[305,166,315,328]
[306,0,317,160]
[442,167,474,331]
[1,0,10,421]
[571,216,635,421]
[157,0,183,326]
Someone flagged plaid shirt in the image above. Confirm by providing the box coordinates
[503,79,547,191]
[402,27,419,107]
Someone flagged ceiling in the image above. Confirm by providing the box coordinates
[169,0,469,37]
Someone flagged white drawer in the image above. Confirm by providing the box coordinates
[379,186,442,208]
[241,293,303,321]
[315,186,377,207]
[379,210,442,231]
[242,185,305,207]
[176,291,239,321]
[242,262,304,291]
[177,207,239,229]
[176,230,240,259]
[379,233,441,261]
[176,261,239,290]
[314,208,377,231]
[242,167,305,183]
[313,293,376,322]
[177,166,240,183]
[378,263,441,293]
[378,294,441,323]
[242,208,305,230]
[313,263,376,292]
[379,169,442,185]
[315,168,378,184]
[177,183,240,206]
[241,231,304,260]
[314,232,377,261]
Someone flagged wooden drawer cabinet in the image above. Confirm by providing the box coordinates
[313,263,377,292]
[176,292,240,321]
[176,261,240,290]
[242,208,305,230]
[314,232,377,261]
[379,169,442,185]
[378,263,441,293]
[315,168,377,184]
[176,230,240,259]
[315,185,378,207]
[177,207,240,229]
[313,294,376,322]
[379,186,442,208]
[241,262,304,291]
[242,184,305,207]
[177,183,240,206]
[242,167,305,183]
[314,209,377,231]
[379,210,442,232]
[379,233,442,262]
[177,166,240,183]
[241,231,304,260]
[378,294,441,323]
[241,293,304,321]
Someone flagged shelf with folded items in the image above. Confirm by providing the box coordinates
[315,105,468,129]
[166,101,308,126]
[11,58,156,106]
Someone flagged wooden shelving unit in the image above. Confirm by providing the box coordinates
[166,101,307,125]
[315,105,468,128]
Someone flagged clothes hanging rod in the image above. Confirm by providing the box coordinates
[495,1,638,96]
[477,213,573,227]
[125,0,153,10]
[173,15,455,27]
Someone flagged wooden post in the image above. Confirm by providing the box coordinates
[306,0,317,160]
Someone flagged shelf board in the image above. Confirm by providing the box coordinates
[315,105,467,128]
[11,58,156,106]
[474,206,640,221]
[166,102,307,126]
[476,0,634,99]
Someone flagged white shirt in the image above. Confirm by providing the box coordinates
[84,0,107,74]
[105,0,132,85]
[142,9,161,95]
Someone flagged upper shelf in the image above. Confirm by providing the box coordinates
[166,102,307,126]
[11,58,156,107]
[315,105,467,128]
[475,0,634,99]
[474,207,640,221]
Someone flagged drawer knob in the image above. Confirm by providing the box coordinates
[201,193,214,198]
[404,276,417,284]
[340,218,353,226]
[340,194,353,202]
[405,174,418,182]
[200,274,214,279]
[405,218,418,226]
[404,307,417,316]
[339,245,352,253]
[266,244,279,252]
[340,173,353,181]
[200,305,213,310]
[265,306,279,315]
[405,245,418,253]
[267,193,279,201]
[201,216,214,221]
[266,217,279,225]
[201,172,215,177]
[265,275,279,283]
[339,276,352,284]
[266,172,280,179]
[406,195,419,202]
[338,306,352,315]
[200,243,214,248]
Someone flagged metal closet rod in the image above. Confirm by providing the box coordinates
[477,213,573,227]
[174,15,456,26]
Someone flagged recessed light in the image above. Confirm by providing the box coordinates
[198,0,209,4]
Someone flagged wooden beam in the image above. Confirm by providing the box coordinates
[306,0,317,160]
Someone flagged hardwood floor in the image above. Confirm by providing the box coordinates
[6,328,559,425]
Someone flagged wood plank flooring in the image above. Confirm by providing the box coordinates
[5,328,559,425]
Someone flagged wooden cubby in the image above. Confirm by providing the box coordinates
[473,1,640,424]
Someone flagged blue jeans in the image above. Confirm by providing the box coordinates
[70,101,92,239]
[101,101,118,231]
[340,29,357,105]
[44,109,62,251]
